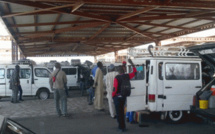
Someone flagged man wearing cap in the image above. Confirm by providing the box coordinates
[49,62,68,117]
[106,64,118,118]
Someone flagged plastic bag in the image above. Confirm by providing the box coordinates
[199,90,212,100]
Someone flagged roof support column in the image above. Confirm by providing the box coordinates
[12,41,18,62]
[19,49,25,60]
[155,41,161,46]
[94,56,97,63]
[114,51,118,62]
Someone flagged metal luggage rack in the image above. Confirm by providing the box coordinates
[128,45,197,58]
[12,60,32,65]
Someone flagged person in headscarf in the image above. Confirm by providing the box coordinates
[106,64,118,118]
[10,65,20,103]
[93,61,104,111]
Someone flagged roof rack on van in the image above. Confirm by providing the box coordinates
[12,59,32,65]
[128,45,196,58]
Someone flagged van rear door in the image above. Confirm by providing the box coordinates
[127,60,147,112]
[162,60,202,111]
[0,68,6,96]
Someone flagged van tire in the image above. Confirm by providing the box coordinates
[37,89,50,100]
[167,111,184,123]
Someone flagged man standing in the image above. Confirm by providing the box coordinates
[49,62,68,117]
[18,85,24,101]
[93,61,104,111]
[10,65,20,103]
[106,64,118,118]
[112,59,136,132]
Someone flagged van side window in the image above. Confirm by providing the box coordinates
[165,63,200,80]
[0,69,5,79]
[35,68,50,77]
[158,62,163,80]
[62,68,76,75]
[20,69,31,79]
[7,69,31,79]
[7,69,14,79]
[129,65,144,80]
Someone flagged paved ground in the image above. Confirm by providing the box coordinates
[0,90,109,118]
[13,113,215,134]
[1,90,215,134]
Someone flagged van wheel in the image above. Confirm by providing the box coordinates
[38,89,50,100]
[167,111,184,123]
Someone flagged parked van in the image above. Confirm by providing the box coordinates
[61,66,78,88]
[0,64,52,100]
[126,46,202,123]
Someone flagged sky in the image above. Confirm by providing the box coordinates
[0,18,9,36]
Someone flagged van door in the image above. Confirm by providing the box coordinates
[156,61,164,111]
[0,68,6,96]
[19,68,32,95]
[6,68,32,95]
[162,61,202,111]
[62,67,78,87]
[127,62,147,112]
[33,68,51,94]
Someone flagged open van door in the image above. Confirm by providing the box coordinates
[127,60,147,112]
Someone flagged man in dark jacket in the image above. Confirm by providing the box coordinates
[112,59,136,132]
[10,65,20,103]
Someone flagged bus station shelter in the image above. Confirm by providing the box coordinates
[0,0,215,58]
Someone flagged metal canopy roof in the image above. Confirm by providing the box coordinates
[1,0,215,57]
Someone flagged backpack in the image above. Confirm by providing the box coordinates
[120,74,131,97]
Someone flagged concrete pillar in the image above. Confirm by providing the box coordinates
[155,41,161,46]
[12,41,19,62]
[11,41,16,62]
[15,43,18,61]
[94,56,97,63]
[19,50,25,60]
[114,51,118,62]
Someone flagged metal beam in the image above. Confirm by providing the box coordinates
[5,0,215,9]
[117,6,158,21]
[117,22,155,40]
[88,23,110,41]
[2,4,76,18]
[24,22,105,39]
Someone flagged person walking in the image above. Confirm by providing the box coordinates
[9,65,20,103]
[93,61,104,111]
[106,64,118,118]
[49,62,68,117]
[112,59,136,132]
